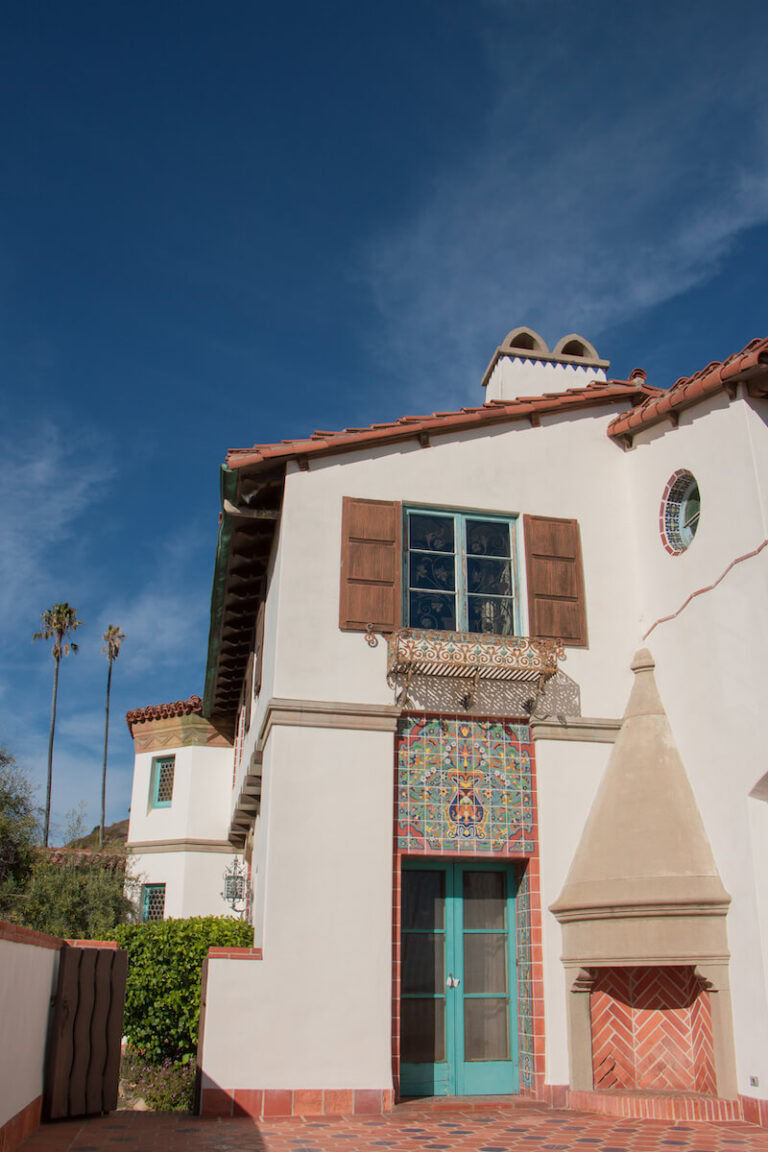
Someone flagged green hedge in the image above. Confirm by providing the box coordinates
[113,916,253,1065]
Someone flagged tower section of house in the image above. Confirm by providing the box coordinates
[125,696,239,920]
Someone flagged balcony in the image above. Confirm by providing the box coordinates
[386,627,563,685]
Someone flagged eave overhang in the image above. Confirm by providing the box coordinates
[202,464,284,720]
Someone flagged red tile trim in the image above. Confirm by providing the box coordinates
[199,1087,391,1119]
[65,939,118,949]
[0,920,62,950]
[741,1094,768,1128]
[0,1095,41,1152]
[644,537,768,639]
[207,946,263,960]
[567,1089,743,1122]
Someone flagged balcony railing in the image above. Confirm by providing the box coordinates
[386,627,563,684]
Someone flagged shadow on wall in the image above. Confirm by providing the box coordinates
[394,669,581,719]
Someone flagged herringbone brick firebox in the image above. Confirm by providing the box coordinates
[590,966,716,1093]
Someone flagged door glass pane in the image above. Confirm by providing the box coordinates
[403,871,445,930]
[409,513,455,553]
[402,997,446,1063]
[464,933,508,994]
[464,998,510,1061]
[463,871,506,929]
[465,519,511,557]
[403,932,445,994]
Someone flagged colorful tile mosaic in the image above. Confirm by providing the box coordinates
[396,717,535,855]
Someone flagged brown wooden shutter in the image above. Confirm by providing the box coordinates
[524,515,587,647]
[253,601,265,696]
[340,497,402,631]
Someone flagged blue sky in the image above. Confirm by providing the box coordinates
[1,1,767,841]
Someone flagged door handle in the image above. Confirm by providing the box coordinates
[446,974,461,988]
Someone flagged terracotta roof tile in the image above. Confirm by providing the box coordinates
[227,379,657,472]
[608,337,768,441]
[125,694,203,734]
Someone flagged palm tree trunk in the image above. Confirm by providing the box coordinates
[44,654,60,848]
[100,659,112,850]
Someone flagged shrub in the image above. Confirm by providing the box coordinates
[121,1046,195,1112]
[19,855,136,939]
[113,916,253,1065]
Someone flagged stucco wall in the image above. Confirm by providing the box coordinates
[0,931,59,1129]
[128,744,233,845]
[127,850,235,919]
[200,724,394,1091]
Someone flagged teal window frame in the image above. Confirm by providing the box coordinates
[141,883,166,922]
[149,755,175,809]
[403,506,521,635]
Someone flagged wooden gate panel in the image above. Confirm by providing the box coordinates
[44,943,127,1120]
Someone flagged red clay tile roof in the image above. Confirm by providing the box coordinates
[226,379,660,471]
[125,694,203,734]
[608,337,768,441]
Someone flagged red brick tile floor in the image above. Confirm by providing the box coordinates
[17,1101,768,1152]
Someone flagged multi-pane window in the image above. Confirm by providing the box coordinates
[150,756,175,808]
[405,509,518,635]
[142,883,166,922]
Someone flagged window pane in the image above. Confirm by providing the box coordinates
[464,998,509,1061]
[403,870,445,930]
[403,932,445,994]
[409,513,454,553]
[468,595,515,635]
[466,519,510,558]
[467,557,512,596]
[409,591,456,631]
[463,871,506,929]
[402,997,446,1063]
[409,552,455,592]
[464,933,508,994]
[143,884,165,922]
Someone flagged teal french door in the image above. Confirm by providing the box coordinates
[400,861,519,1097]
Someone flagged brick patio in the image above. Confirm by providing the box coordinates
[16,1102,768,1152]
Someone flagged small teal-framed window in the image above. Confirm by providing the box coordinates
[150,756,175,808]
[404,507,520,635]
[660,470,701,555]
[141,883,166,922]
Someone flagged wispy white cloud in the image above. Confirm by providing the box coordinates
[0,422,111,623]
[363,5,768,404]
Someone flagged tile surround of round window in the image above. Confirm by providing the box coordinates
[660,470,701,555]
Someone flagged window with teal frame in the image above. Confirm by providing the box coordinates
[142,883,165,922]
[150,756,175,808]
[404,508,519,635]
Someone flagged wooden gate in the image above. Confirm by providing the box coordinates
[44,942,128,1120]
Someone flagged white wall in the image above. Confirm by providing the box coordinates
[200,724,394,1091]
[625,394,768,1096]
[127,850,236,919]
[535,738,612,1085]
[128,744,233,845]
[0,935,59,1128]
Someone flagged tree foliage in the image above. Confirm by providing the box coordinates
[113,917,254,1064]
[19,856,136,940]
[0,749,40,917]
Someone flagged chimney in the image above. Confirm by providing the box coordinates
[482,327,610,402]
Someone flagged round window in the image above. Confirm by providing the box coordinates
[660,470,701,554]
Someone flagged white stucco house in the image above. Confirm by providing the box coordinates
[125,326,768,1126]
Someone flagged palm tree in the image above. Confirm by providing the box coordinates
[100,624,125,849]
[33,603,83,847]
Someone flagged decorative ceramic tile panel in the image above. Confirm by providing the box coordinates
[396,717,535,855]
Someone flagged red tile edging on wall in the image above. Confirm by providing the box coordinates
[65,939,118,949]
[200,1087,393,1119]
[0,920,62,951]
[207,946,263,960]
[567,1089,743,1122]
[0,1095,42,1152]
[741,1095,768,1128]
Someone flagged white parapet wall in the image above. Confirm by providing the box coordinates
[0,923,61,1146]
